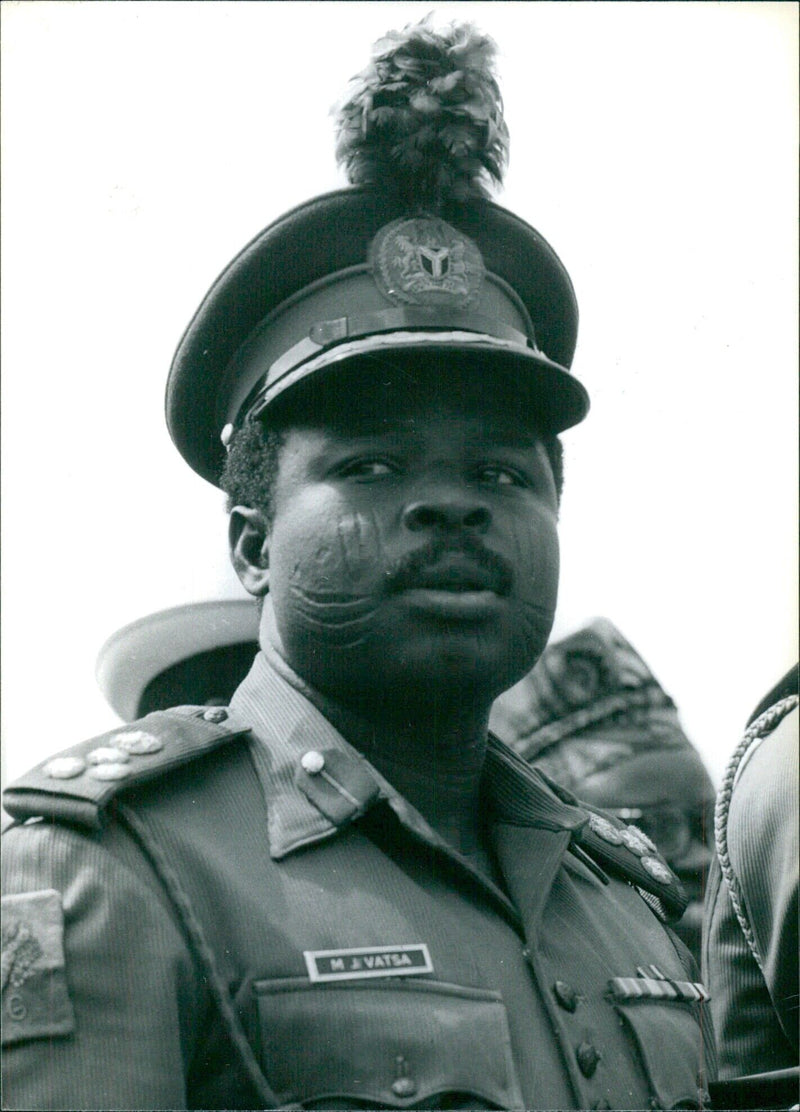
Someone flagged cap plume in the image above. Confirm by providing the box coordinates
[335,17,509,206]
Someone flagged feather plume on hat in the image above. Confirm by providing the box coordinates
[166,15,588,485]
[334,16,509,206]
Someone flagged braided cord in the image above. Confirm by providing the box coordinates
[714,694,799,969]
[117,803,296,1110]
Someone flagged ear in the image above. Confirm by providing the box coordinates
[229,507,271,596]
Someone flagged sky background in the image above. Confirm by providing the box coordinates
[2,1,797,785]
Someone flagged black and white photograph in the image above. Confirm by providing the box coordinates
[2,2,797,1108]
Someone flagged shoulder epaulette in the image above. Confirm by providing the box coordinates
[2,707,250,830]
[572,805,688,921]
[486,734,687,920]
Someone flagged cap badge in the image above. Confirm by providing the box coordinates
[370,217,485,309]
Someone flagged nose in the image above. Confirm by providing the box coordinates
[671,838,714,873]
[403,494,491,534]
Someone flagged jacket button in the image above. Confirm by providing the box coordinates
[392,1055,417,1098]
[203,707,228,723]
[553,980,579,1012]
[301,750,325,774]
[391,1077,418,1098]
[576,1042,601,1078]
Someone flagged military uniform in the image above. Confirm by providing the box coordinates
[703,678,799,1080]
[4,648,714,1110]
[3,18,718,1110]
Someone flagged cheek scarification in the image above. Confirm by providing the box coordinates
[336,512,386,582]
[283,512,386,646]
[288,513,387,593]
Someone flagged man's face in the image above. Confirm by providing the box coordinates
[251,367,560,714]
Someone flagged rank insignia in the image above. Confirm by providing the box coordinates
[370,217,485,308]
[587,813,624,845]
[304,943,433,983]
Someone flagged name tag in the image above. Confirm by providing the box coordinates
[304,943,433,983]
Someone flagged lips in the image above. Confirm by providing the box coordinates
[407,559,497,593]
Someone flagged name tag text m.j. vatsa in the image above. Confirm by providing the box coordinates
[304,944,433,983]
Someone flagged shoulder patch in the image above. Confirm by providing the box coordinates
[2,707,250,829]
[573,806,688,920]
[2,889,74,1046]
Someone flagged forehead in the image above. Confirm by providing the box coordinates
[274,357,544,443]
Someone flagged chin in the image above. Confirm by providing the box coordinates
[386,636,540,708]
[290,601,553,711]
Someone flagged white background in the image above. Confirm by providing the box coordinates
[2,1,797,785]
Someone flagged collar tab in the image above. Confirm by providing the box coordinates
[295,748,381,826]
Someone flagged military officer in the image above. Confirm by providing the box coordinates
[2,19,715,1110]
[491,618,717,964]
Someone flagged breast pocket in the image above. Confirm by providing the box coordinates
[254,977,524,1109]
[616,1002,714,1110]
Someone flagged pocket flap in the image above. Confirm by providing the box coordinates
[255,977,523,1108]
[616,1002,713,1109]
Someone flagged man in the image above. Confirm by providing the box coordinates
[490,617,717,963]
[2,20,715,1109]
[703,668,798,1093]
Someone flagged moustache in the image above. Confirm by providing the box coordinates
[385,536,514,597]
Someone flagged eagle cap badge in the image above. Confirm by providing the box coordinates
[370,216,485,309]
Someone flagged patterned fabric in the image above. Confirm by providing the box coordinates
[490,618,703,778]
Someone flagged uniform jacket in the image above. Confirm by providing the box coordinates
[2,652,715,1110]
[703,694,799,1079]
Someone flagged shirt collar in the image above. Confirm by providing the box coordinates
[229,650,587,860]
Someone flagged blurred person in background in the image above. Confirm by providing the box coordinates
[95,600,259,721]
[491,617,716,964]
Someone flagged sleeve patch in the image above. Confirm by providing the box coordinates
[2,889,75,1045]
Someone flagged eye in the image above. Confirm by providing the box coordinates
[475,464,527,488]
[336,457,397,480]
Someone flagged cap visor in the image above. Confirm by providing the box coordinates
[256,330,589,435]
